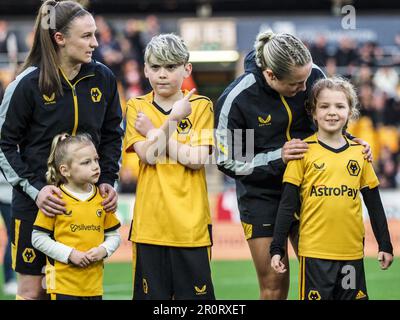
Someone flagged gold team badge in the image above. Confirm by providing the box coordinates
[22,248,36,263]
[308,290,321,300]
[347,160,360,176]
[177,118,192,134]
[90,87,102,103]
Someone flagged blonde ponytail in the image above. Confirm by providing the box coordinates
[254,31,275,69]
[46,133,94,186]
[253,31,312,80]
[46,133,70,185]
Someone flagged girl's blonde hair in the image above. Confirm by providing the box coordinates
[254,31,312,80]
[307,77,360,127]
[46,133,94,186]
[144,33,189,65]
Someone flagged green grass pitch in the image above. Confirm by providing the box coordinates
[1,258,399,300]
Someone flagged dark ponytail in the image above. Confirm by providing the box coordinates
[20,0,90,96]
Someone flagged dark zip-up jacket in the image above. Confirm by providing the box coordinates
[214,50,325,224]
[0,60,123,222]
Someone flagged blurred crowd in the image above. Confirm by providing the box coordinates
[1,17,400,190]
[308,35,400,188]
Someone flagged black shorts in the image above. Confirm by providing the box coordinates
[11,218,47,276]
[241,220,299,240]
[299,256,368,300]
[239,193,281,225]
[50,293,102,300]
[132,243,215,300]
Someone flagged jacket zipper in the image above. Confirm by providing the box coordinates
[60,69,95,136]
[280,94,293,141]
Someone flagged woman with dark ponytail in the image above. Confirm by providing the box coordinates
[214,31,371,299]
[0,1,123,299]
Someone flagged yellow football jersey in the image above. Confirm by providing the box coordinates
[284,134,379,260]
[33,185,120,296]
[125,90,214,247]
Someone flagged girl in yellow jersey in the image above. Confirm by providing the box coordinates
[270,77,393,300]
[32,133,121,300]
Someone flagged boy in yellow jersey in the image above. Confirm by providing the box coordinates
[125,33,215,299]
[270,77,393,300]
[32,133,121,300]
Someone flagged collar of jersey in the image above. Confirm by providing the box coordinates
[316,134,350,153]
[59,184,97,202]
[144,90,193,115]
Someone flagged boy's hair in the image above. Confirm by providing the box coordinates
[254,31,312,80]
[144,33,189,65]
[307,77,360,125]
[46,133,94,186]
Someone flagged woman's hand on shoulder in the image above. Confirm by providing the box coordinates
[352,137,373,162]
[36,185,66,217]
[281,139,308,164]
[99,183,118,213]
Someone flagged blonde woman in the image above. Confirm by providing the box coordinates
[215,32,372,299]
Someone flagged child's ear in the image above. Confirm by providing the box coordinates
[59,164,70,178]
[143,63,149,78]
[312,113,317,122]
[183,63,192,78]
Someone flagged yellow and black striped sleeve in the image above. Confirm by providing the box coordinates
[104,211,121,232]
[33,209,55,234]
[282,157,305,187]
[360,159,379,189]
[190,98,214,148]
[125,98,147,153]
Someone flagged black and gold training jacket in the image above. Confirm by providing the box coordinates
[0,60,123,221]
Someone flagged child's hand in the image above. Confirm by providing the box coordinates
[86,247,108,263]
[378,251,393,270]
[68,249,91,268]
[169,88,195,122]
[271,254,287,273]
[135,112,155,137]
